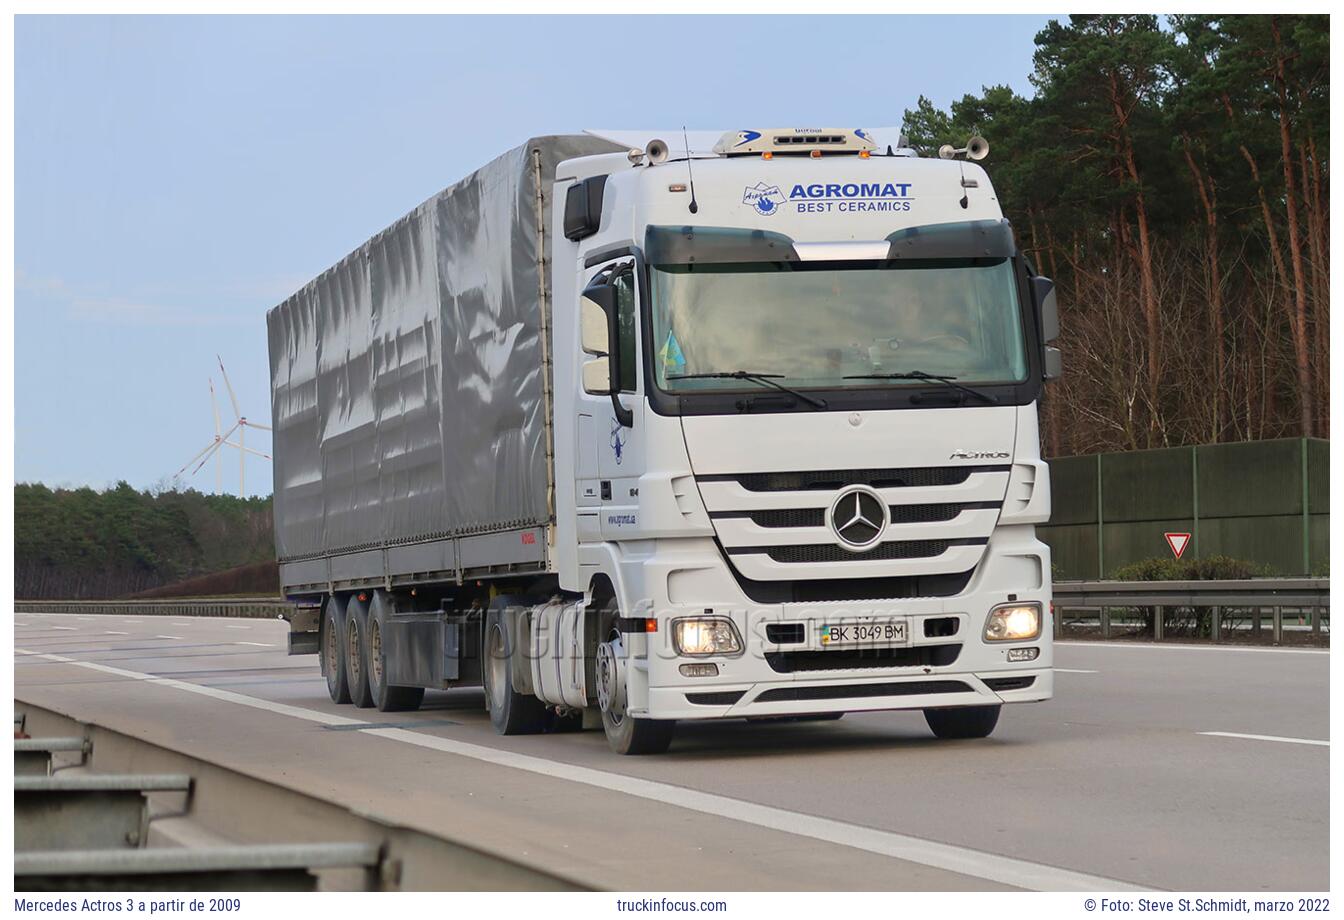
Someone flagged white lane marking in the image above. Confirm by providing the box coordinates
[51,626,77,631]
[13,647,1141,892]
[1056,641,1328,656]
[173,622,193,627]
[1199,731,1328,748]
[16,622,31,627]
[104,631,129,636]
[77,617,94,620]
[1054,668,1099,674]
[15,649,362,727]
[123,619,142,623]
[236,642,275,648]
[156,635,184,641]
[224,625,250,630]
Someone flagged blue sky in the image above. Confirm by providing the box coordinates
[15,14,1056,495]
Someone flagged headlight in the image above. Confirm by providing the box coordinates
[983,603,1042,642]
[673,617,743,657]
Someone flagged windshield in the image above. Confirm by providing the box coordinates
[649,258,1028,392]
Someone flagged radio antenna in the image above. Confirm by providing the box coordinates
[683,126,699,214]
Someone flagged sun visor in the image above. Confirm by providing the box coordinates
[885,219,1016,260]
[645,225,799,266]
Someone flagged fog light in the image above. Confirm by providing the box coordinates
[1007,647,1039,662]
[673,617,743,657]
[679,663,719,678]
[984,603,1042,641]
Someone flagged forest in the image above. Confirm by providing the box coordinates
[904,14,1328,455]
[14,483,275,599]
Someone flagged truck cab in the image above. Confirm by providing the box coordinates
[537,128,1060,753]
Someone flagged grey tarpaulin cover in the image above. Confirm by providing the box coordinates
[267,135,619,562]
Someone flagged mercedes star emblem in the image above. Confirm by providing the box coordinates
[829,486,889,551]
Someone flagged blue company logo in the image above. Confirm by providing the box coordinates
[610,417,628,464]
[742,181,788,217]
[728,130,763,148]
[743,180,915,215]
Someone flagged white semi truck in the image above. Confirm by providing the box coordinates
[270,127,1060,754]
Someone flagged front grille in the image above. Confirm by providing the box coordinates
[766,623,806,644]
[734,538,987,565]
[766,644,961,673]
[716,501,995,530]
[984,676,1036,692]
[755,680,971,703]
[700,466,1003,493]
[889,503,970,524]
[732,569,976,604]
[737,508,826,528]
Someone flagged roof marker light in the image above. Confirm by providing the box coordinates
[810,149,822,159]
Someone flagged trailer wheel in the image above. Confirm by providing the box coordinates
[924,704,1001,739]
[483,597,548,735]
[346,595,375,708]
[368,592,424,713]
[321,595,351,705]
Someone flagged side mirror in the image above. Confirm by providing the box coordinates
[582,356,612,394]
[580,283,616,395]
[1043,346,1063,380]
[579,274,634,428]
[581,290,612,357]
[1032,276,1058,343]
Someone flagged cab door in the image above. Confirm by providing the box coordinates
[575,259,645,543]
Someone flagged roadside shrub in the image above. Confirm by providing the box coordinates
[1109,554,1268,581]
[1104,555,1272,639]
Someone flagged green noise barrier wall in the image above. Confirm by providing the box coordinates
[1041,438,1329,579]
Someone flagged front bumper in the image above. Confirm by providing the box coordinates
[616,524,1054,721]
[647,668,1052,720]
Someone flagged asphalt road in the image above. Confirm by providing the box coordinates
[14,612,1329,891]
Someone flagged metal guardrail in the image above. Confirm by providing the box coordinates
[16,843,382,892]
[1053,578,1329,643]
[15,737,90,776]
[15,598,291,619]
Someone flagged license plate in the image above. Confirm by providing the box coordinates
[818,621,908,648]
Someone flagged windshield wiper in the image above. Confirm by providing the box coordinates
[667,371,828,409]
[842,370,997,405]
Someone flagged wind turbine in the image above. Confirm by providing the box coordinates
[173,356,272,496]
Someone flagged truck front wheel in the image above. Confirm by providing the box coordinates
[924,704,1001,739]
[596,628,674,755]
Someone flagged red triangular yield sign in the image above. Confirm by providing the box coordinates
[1164,532,1191,559]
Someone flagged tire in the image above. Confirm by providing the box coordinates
[483,596,549,735]
[321,595,351,705]
[345,595,375,709]
[367,592,425,713]
[596,601,674,755]
[924,704,1001,739]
